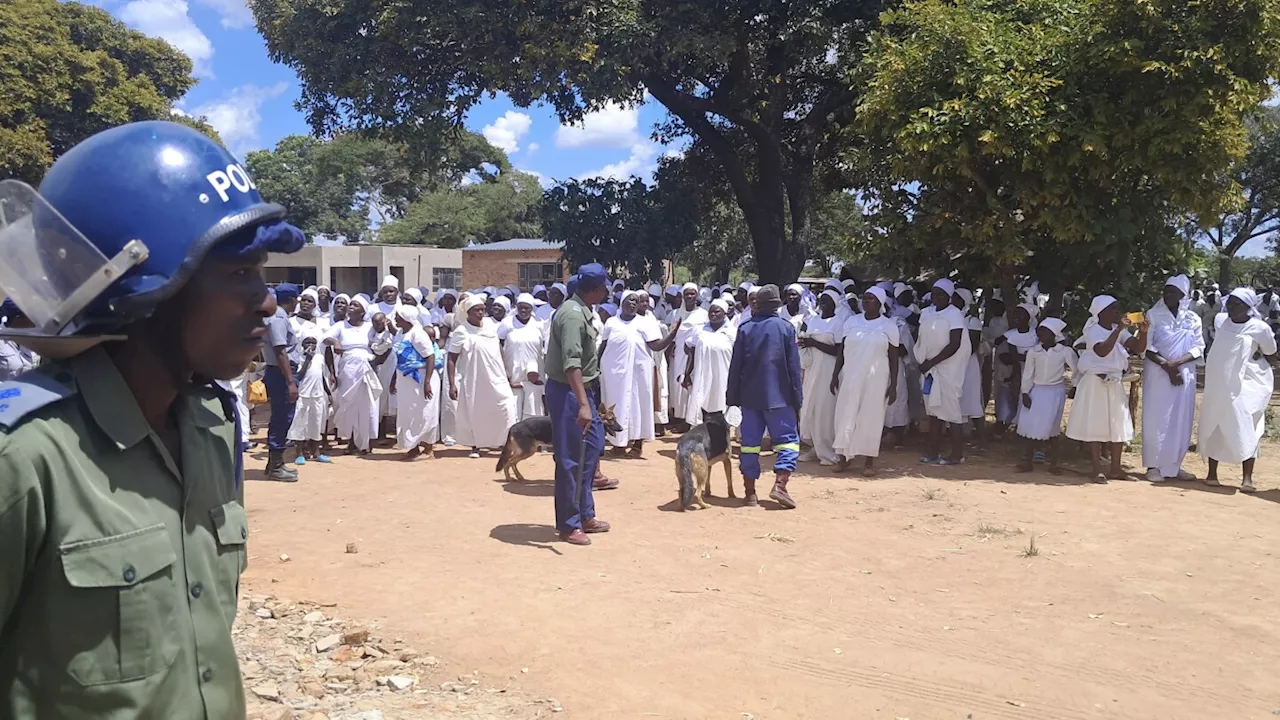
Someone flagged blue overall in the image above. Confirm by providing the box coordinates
[263,363,297,453]
[727,312,804,480]
[739,407,800,480]
[545,378,604,532]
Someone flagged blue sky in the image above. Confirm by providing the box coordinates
[95,0,675,187]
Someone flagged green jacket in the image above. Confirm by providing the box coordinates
[0,347,248,719]
[544,295,600,385]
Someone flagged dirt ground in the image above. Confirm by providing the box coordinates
[238,428,1280,720]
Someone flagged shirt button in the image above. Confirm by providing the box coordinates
[201,668,213,682]
[241,526,247,540]
[190,582,203,599]
[122,565,137,583]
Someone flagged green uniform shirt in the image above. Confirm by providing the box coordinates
[544,294,600,385]
[0,346,248,719]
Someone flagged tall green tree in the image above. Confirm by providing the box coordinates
[251,0,892,284]
[856,0,1280,302]
[0,0,213,184]
[379,169,544,247]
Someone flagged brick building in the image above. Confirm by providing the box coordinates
[263,245,463,295]
[461,238,566,291]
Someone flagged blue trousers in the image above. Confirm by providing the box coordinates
[739,406,800,480]
[545,378,604,532]
[263,364,296,453]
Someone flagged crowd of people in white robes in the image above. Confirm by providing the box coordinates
[240,269,1275,494]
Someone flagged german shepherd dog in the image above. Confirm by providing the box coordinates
[676,411,735,510]
[496,402,624,481]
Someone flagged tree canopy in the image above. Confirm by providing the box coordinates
[855,0,1280,304]
[251,0,892,284]
[0,0,216,184]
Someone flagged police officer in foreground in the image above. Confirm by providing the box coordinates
[0,121,304,717]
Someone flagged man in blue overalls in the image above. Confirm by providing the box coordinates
[727,284,804,508]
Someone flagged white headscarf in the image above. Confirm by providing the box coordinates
[405,287,424,305]
[494,296,512,313]
[299,288,319,318]
[1082,294,1118,337]
[551,282,568,297]
[380,275,399,291]
[647,283,663,298]
[1018,302,1040,324]
[955,288,974,310]
[516,292,537,309]
[710,298,731,314]
[1038,317,1067,342]
[893,282,910,298]
[396,305,422,327]
[932,278,955,298]
[1228,287,1261,319]
[1150,274,1191,318]
[460,293,486,315]
[682,282,698,293]
[665,284,680,298]
[532,284,547,296]
[349,294,370,313]
[864,286,889,314]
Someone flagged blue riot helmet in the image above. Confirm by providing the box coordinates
[0,121,304,357]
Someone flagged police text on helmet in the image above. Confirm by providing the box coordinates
[205,163,257,203]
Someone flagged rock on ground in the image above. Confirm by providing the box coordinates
[234,594,540,719]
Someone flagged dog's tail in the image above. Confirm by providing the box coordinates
[676,446,706,508]
[495,435,512,472]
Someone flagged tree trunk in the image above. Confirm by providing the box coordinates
[1218,255,1232,289]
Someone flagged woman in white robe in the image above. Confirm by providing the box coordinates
[499,293,547,422]
[1065,295,1148,481]
[1200,288,1276,492]
[637,293,671,431]
[369,310,397,440]
[601,291,680,455]
[682,299,736,425]
[916,279,972,465]
[434,290,460,446]
[390,305,439,460]
[447,294,519,458]
[669,282,709,427]
[953,289,988,453]
[798,290,843,465]
[994,304,1038,432]
[1142,275,1205,482]
[883,312,916,448]
[831,288,900,475]
[781,283,812,332]
[324,295,383,454]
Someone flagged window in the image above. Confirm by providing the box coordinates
[518,262,563,290]
[432,267,462,289]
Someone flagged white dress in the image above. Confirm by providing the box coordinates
[798,314,841,464]
[447,318,518,448]
[642,312,671,425]
[1065,323,1134,443]
[1199,316,1276,462]
[669,306,709,421]
[915,305,971,424]
[1017,344,1077,441]
[500,316,546,421]
[960,317,985,420]
[684,321,735,425]
[601,314,661,446]
[395,326,441,449]
[438,315,459,444]
[326,321,383,451]
[287,352,331,442]
[371,328,397,419]
[1142,304,1204,475]
[884,319,915,429]
[834,314,900,459]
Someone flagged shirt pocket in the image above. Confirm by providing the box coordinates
[56,524,179,685]
[210,500,248,623]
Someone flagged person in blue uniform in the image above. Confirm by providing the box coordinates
[727,284,804,508]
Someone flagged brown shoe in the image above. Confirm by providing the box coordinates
[559,529,591,545]
[592,477,620,491]
[583,518,611,533]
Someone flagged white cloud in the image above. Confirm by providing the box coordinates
[119,0,215,77]
[195,0,254,28]
[517,167,553,189]
[191,82,289,155]
[526,142,540,155]
[580,141,660,181]
[481,111,533,154]
[555,103,639,149]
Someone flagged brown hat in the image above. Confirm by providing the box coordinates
[755,284,782,307]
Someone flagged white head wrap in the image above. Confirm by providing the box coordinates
[396,305,422,327]
[298,288,319,318]
[1228,287,1261,318]
[460,294,486,314]
[710,298,730,314]
[494,296,512,313]
[381,275,400,291]
[516,292,537,309]
[864,286,889,312]
[739,281,756,292]
[819,289,843,313]
[349,294,370,312]
[955,288,973,309]
[317,285,330,293]
[893,282,910,298]
[405,287,424,304]
[532,284,547,295]
[647,283,663,297]
[551,282,568,296]
[1151,274,1191,317]
[665,284,680,297]
[841,279,857,291]
[1018,302,1039,324]
[1039,317,1067,342]
[932,278,955,298]
[682,282,698,293]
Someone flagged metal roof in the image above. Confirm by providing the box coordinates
[463,238,564,252]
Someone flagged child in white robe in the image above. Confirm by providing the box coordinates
[1015,318,1075,474]
[288,336,333,464]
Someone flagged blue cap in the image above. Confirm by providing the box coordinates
[274,283,300,301]
[566,274,580,298]
[576,263,607,282]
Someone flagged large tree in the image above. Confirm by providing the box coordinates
[379,169,544,247]
[251,0,891,284]
[0,0,216,184]
[856,0,1280,303]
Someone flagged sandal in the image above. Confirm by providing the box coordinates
[919,456,939,465]
[1241,480,1257,494]
[1092,473,1108,484]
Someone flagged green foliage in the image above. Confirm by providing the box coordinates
[379,169,543,247]
[250,0,892,284]
[0,0,203,184]
[245,131,519,243]
[857,0,1280,296]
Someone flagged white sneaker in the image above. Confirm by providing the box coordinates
[1146,468,1165,482]
[1176,469,1196,481]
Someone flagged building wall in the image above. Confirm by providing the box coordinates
[461,249,567,291]
[264,245,463,295]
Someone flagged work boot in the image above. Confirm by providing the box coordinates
[559,529,591,546]
[770,471,796,509]
[265,450,298,482]
[582,518,611,533]
[743,479,759,508]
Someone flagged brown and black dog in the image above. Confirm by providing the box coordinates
[675,411,735,510]
[496,403,623,481]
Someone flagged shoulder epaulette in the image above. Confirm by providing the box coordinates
[0,369,76,431]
